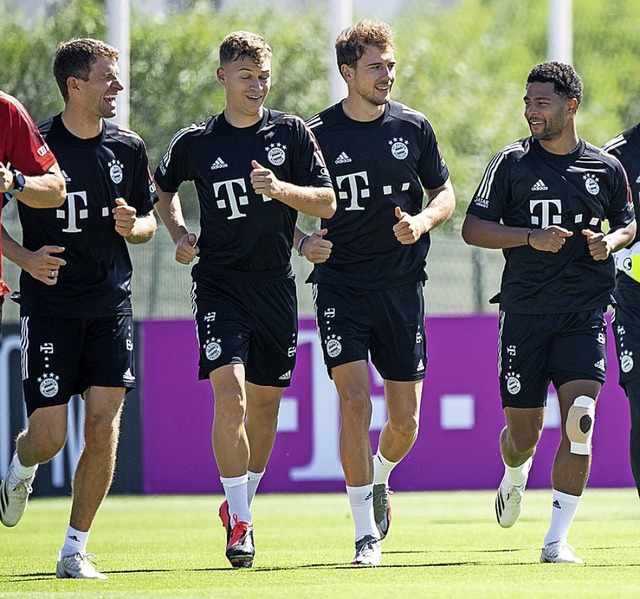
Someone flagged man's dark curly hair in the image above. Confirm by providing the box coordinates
[527,61,583,105]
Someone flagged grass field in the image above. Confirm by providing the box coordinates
[0,489,639,598]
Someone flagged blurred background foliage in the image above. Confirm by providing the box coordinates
[2,0,640,232]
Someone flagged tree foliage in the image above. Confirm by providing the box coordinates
[2,0,640,227]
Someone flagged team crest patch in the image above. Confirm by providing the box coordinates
[205,339,222,361]
[325,334,342,358]
[621,350,634,373]
[389,137,409,160]
[583,173,600,195]
[38,373,60,398]
[505,371,521,395]
[108,160,124,184]
[266,143,286,166]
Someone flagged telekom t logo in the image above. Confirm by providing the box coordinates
[530,198,562,228]
[336,171,370,211]
[56,191,89,233]
[213,178,271,220]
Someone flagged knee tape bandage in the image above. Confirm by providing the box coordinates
[566,395,596,455]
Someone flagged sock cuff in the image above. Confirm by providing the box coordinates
[375,449,399,467]
[552,488,582,506]
[220,474,248,488]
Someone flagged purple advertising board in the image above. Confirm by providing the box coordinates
[141,315,634,494]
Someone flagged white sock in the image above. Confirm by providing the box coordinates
[247,469,265,508]
[372,449,398,486]
[221,474,251,524]
[502,456,532,488]
[544,489,581,546]
[346,484,379,542]
[61,525,89,557]
[10,452,37,481]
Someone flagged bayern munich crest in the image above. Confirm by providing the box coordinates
[583,173,600,195]
[266,143,286,166]
[389,137,409,160]
[621,350,634,374]
[38,373,60,398]
[325,335,342,359]
[505,372,521,395]
[108,159,124,184]
[205,339,222,361]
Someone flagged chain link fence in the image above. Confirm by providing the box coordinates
[1,206,503,322]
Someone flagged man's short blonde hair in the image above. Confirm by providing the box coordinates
[219,31,272,66]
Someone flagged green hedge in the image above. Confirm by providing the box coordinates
[3,0,640,228]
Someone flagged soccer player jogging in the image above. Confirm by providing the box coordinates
[0,91,66,326]
[603,125,640,498]
[153,31,335,569]
[462,62,635,564]
[298,20,455,566]
[0,39,157,579]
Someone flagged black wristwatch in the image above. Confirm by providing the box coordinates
[6,168,26,196]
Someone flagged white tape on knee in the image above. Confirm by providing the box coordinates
[566,395,596,455]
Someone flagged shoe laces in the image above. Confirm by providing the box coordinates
[504,485,523,503]
[8,477,33,499]
[65,552,98,569]
[229,521,251,546]
[546,541,575,557]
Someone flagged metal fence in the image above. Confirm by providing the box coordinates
[1,207,504,322]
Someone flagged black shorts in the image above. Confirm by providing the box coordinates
[21,314,135,416]
[612,280,640,387]
[498,308,607,409]
[313,282,427,381]
[191,274,297,387]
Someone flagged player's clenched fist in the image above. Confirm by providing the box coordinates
[582,229,611,261]
[175,232,199,265]
[250,159,283,198]
[393,206,422,245]
[112,197,137,237]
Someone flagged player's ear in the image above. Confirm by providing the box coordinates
[216,67,225,85]
[67,76,81,94]
[340,64,353,82]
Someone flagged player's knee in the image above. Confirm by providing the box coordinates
[339,388,372,421]
[390,413,419,439]
[566,395,596,455]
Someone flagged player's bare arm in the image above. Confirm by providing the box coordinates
[462,213,574,252]
[0,161,66,209]
[250,160,336,218]
[294,225,332,264]
[112,198,157,244]
[154,185,199,265]
[1,225,66,285]
[583,219,637,261]
[393,178,455,245]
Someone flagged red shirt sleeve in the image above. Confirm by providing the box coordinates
[0,92,57,174]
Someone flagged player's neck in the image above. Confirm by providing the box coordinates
[60,107,104,139]
[538,127,579,155]
[341,96,386,122]
[223,106,263,129]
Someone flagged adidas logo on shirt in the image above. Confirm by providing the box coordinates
[531,179,548,191]
[210,157,228,170]
[335,152,352,164]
